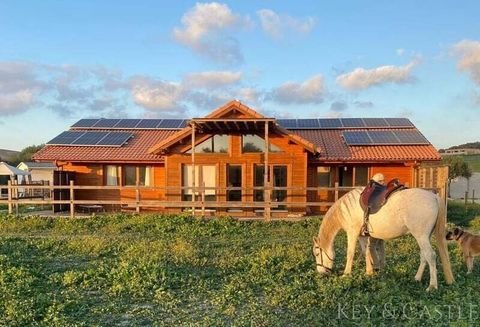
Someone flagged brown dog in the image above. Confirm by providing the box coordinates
[446,227,480,274]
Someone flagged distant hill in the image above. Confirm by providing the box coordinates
[449,142,480,150]
[0,149,20,163]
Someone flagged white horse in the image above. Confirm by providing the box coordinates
[312,188,454,291]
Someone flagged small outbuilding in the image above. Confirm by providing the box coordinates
[17,161,56,185]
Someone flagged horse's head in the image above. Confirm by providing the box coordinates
[312,236,334,275]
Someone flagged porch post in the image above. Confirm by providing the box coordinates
[191,122,196,215]
[264,121,271,222]
[7,180,12,215]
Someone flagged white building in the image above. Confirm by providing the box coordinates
[17,161,56,185]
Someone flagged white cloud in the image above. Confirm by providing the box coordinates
[236,87,262,105]
[257,9,316,39]
[270,75,326,104]
[336,59,419,90]
[130,76,183,112]
[173,2,250,65]
[453,40,480,85]
[396,48,405,56]
[0,90,34,115]
[183,71,242,89]
[0,62,45,115]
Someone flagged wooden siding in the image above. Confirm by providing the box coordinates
[165,133,308,214]
[370,164,413,187]
[61,163,166,210]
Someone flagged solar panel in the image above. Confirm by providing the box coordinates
[98,132,133,146]
[297,119,320,128]
[47,131,84,145]
[93,119,121,128]
[319,119,342,128]
[159,119,184,128]
[71,119,100,128]
[342,131,372,145]
[363,118,389,127]
[368,131,400,144]
[136,119,162,128]
[115,119,142,128]
[385,118,414,128]
[71,132,109,145]
[341,118,365,128]
[393,130,429,144]
[277,119,297,129]
[180,120,189,128]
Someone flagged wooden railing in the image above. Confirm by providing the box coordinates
[0,181,443,220]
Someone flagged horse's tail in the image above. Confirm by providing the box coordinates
[434,195,454,284]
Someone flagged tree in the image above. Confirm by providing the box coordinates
[9,144,44,166]
[442,156,473,197]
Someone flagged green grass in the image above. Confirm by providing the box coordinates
[0,203,479,326]
[461,154,480,172]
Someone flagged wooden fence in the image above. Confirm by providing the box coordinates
[0,181,358,219]
[0,180,445,220]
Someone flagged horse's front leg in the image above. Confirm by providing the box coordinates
[359,236,374,275]
[344,233,359,275]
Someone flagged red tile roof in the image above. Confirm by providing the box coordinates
[33,130,177,163]
[33,101,440,164]
[294,129,440,161]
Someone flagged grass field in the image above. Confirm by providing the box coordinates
[0,203,479,326]
[462,154,480,172]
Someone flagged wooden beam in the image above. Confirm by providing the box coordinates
[191,123,196,214]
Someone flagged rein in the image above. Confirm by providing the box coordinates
[314,245,334,273]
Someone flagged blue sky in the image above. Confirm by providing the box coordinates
[0,0,479,150]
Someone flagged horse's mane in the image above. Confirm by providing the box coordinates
[319,188,363,237]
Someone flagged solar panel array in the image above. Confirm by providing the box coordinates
[276,118,414,129]
[71,118,414,130]
[71,118,188,129]
[342,130,429,145]
[47,131,133,147]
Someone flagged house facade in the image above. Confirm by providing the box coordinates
[33,100,442,216]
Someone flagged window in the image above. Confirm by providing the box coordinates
[272,166,287,206]
[105,165,120,186]
[242,134,281,153]
[182,165,216,201]
[253,164,287,204]
[339,166,368,187]
[123,166,151,186]
[187,135,229,153]
[227,165,242,201]
[354,166,368,186]
[254,164,265,201]
[317,167,331,187]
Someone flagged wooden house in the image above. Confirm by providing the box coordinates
[33,100,443,217]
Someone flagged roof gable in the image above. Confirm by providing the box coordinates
[148,100,319,154]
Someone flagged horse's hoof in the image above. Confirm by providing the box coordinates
[426,285,437,292]
[414,276,422,282]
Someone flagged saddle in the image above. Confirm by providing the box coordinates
[360,178,406,215]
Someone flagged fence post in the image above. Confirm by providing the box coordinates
[136,181,140,213]
[334,182,339,202]
[7,180,12,214]
[465,191,468,210]
[472,189,476,204]
[201,182,205,218]
[70,180,75,219]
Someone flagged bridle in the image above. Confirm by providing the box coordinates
[455,229,465,241]
[314,245,334,274]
